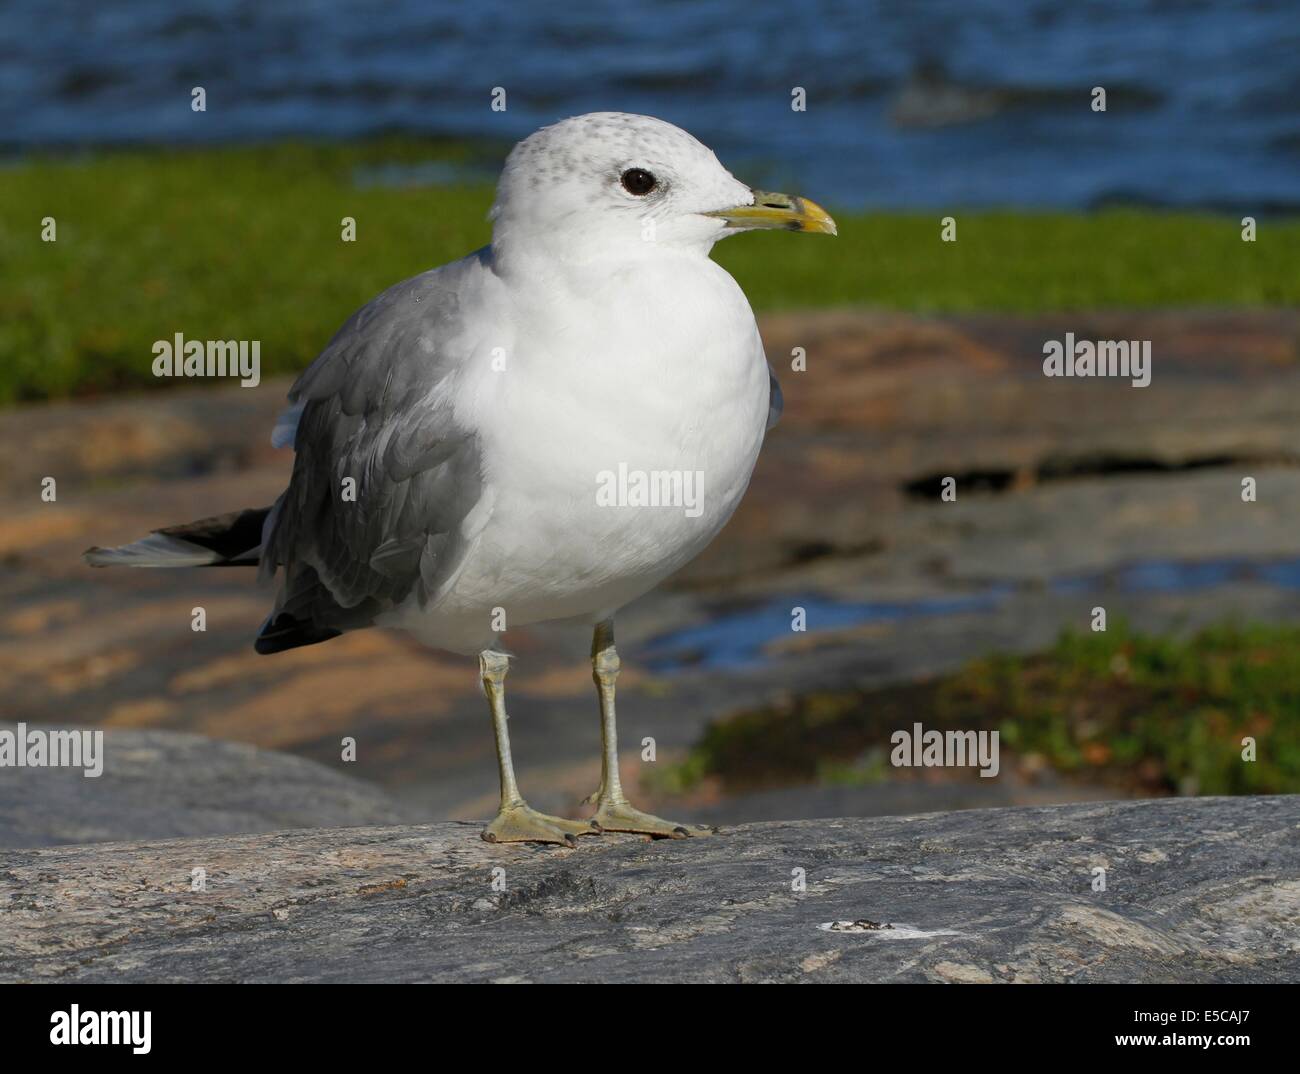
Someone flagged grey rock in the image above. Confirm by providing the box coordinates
[0,724,415,849]
[1,795,1295,983]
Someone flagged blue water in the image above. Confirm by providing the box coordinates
[2,1,1297,211]
[644,556,1300,671]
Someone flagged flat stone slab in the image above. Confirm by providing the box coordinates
[1,795,1294,982]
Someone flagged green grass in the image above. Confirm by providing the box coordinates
[646,621,1300,799]
[2,138,1298,404]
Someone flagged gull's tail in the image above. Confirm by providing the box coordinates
[84,507,272,568]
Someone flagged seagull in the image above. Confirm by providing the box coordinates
[86,112,836,846]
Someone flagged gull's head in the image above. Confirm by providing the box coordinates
[490,112,836,262]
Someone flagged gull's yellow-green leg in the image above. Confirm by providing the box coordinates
[479,649,601,847]
[584,620,712,838]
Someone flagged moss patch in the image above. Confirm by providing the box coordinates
[648,621,1300,798]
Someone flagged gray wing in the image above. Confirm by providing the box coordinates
[766,362,783,431]
[257,253,489,652]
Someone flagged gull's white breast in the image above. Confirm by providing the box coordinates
[386,248,769,651]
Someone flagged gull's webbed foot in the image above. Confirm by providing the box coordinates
[482,802,602,847]
[589,795,714,839]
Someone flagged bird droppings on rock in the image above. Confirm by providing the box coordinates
[821,919,894,932]
[819,920,969,941]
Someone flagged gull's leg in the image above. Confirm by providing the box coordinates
[584,620,712,838]
[479,649,600,847]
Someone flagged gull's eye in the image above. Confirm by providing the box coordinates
[620,168,657,196]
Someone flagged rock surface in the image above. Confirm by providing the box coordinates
[0,724,415,849]
[1,795,1295,983]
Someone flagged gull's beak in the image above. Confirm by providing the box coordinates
[703,190,838,236]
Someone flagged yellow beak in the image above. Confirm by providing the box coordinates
[703,190,838,236]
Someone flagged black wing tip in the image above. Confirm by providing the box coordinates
[254,614,343,655]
